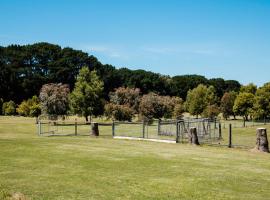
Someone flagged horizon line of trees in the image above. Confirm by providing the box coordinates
[0,42,241,104]
[1,66,270,123]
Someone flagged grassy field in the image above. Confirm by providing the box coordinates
[1,116,270,200]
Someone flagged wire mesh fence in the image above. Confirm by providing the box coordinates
[38,120,112,137]
[37,117,267,150]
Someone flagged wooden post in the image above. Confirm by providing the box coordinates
[75,119,77,136]
[91,122,99,136]
[218,123,222,139]
[158,119,161,135]
[228,124,232,148]
[176,121,179,143]
[188,127,200,145]
[112,121,115,137]
[142,121,145,138]
[38,121,41,135]
[255,128,269,153]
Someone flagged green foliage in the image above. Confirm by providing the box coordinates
[202,104,220,119]
[173,101,185,119]
[39,83,70,116]
[185,84,208,117]
[233,92,255,120]
[220,91,237,120]
[2,102,14,116]
[253,83,270,119]
[2,101,16,115]
[104,103,133,121]
[240,83,257,94]
[17,96,41,117]
[70,67,104,121]
[0,42,241,104]
[0,98,3,115]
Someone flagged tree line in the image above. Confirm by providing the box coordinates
[0,42,241,104]
[1,65,270,123]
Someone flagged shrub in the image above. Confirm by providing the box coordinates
[2,101,16,115]
[0,98,3,115]
[105,103,133,121]
[17,96,41,117]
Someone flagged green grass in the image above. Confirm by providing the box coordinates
[0,116,270,200]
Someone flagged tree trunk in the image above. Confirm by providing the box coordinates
[85,115,88,122]
[255,128,269,153]
[91,122,99,136]
[188,127,200,145]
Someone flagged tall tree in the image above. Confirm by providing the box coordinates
[233,92,254,121]
[253,83,270,120]
[185,84,208,118]
[220,91,237,120]
[70,67,104,122]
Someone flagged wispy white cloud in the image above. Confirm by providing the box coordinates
[78,44,128,59]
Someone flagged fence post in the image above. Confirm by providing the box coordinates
[158,119,161,135]
[228,124,232,148]
[38,121,41,135]
[218,123,222,139]
[142,120,145,138]
[176,121,179,143]
[75,119,77,136]
[112,121,115,137]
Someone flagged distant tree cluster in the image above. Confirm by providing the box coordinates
[3,42,270,122]
[0,42,240,104]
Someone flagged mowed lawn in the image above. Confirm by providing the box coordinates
[0,117,270,200]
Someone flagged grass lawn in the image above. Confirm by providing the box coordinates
[0,116,270,200]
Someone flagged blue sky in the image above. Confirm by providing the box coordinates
[1,0,270,86]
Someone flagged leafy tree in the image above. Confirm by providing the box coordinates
[170,75,208,99]
[104,103,133,121]
[139,93,165,121]
[2,101,16,115]
[70,67,103,122]
[173,101,185,119]
[220,92,237,120]
[253,83,270,120]
[240,83,257,94]
[233,92,254,121]
[185,84,208,118]
[202,105,220,119]
[109,87,141,113]
[205,85,219,105]
[39,83,70,116]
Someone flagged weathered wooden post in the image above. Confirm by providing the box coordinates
[38,121,41,135]
[228,124,232,148]
[176,121,179,143]
[218,123,222,139]
[142,120,145,138]
[112,121,115,137]
[158,119,161,135]
[91,122,99,136]
[188,127,200,145]
[75,119,77,136]
[255,128,269,153]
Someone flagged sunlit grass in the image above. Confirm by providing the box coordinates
[0,116,270,200]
